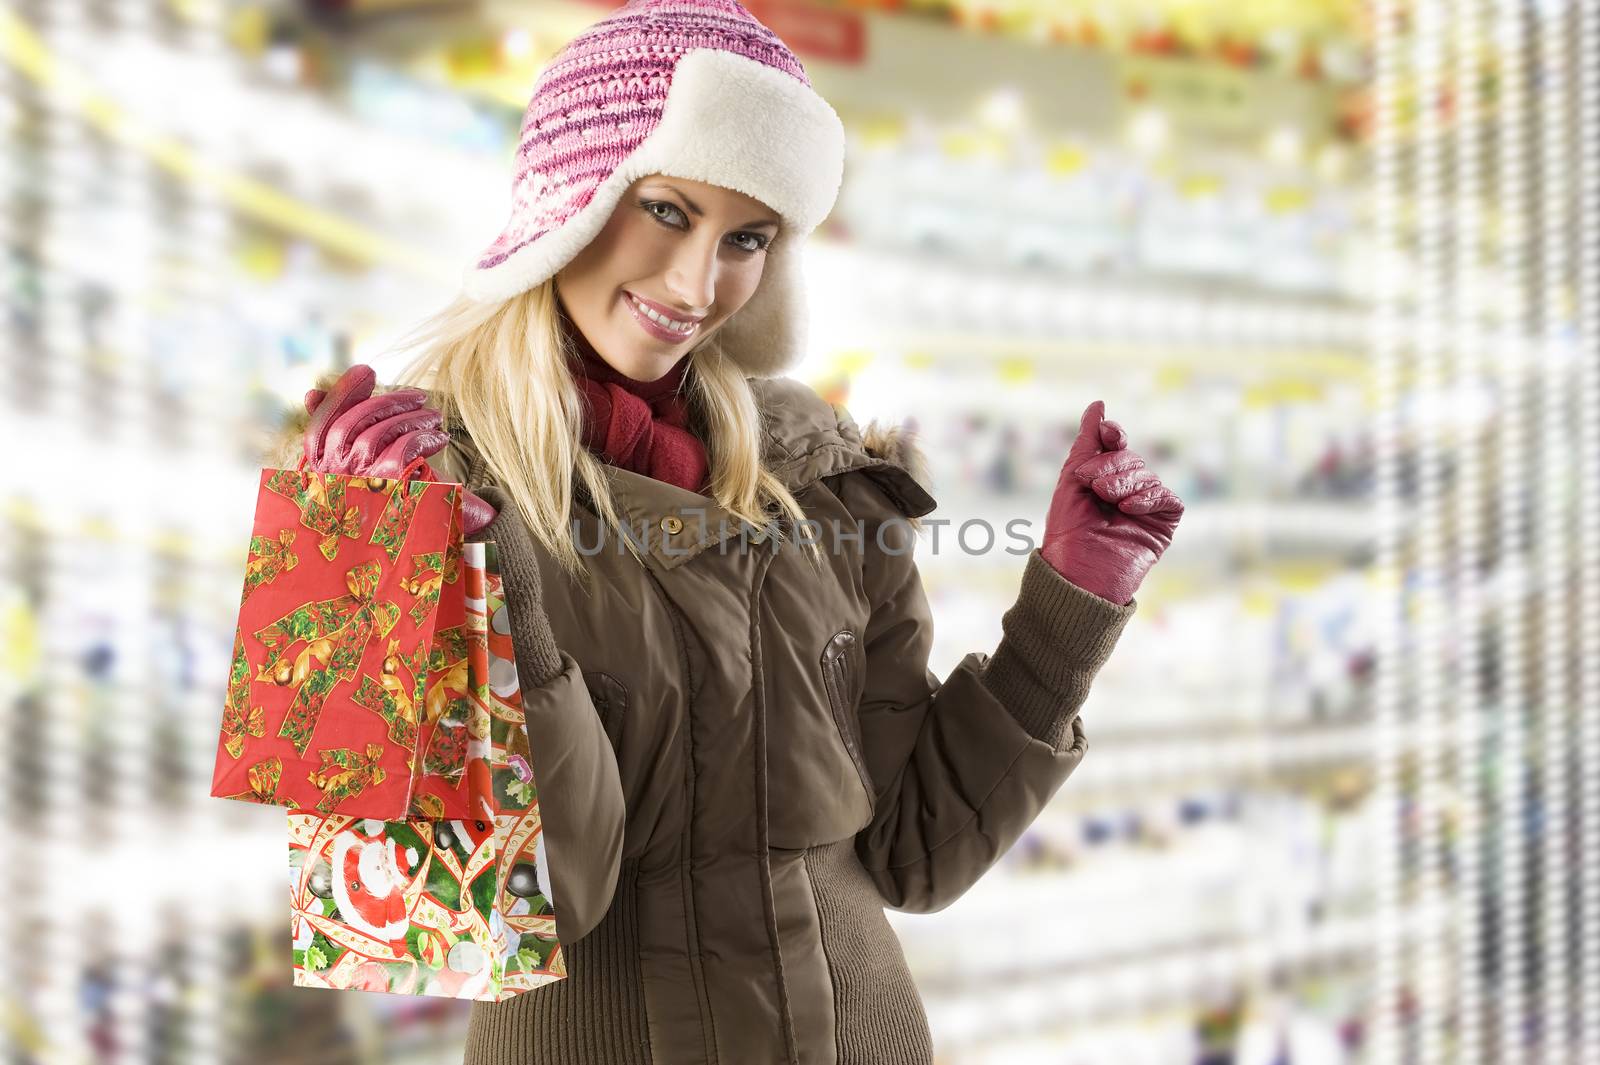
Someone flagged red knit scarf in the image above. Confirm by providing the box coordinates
[570,347,710,494]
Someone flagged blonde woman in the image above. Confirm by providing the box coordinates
[271,1,1181,1061]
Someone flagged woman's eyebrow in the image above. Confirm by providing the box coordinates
[651,187,780,230]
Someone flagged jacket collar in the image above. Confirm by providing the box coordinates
[573,388,937,571]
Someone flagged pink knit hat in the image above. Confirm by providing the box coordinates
[462,0,847,379]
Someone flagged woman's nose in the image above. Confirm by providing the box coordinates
[665,245,719,312]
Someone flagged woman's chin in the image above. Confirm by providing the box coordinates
[600,344,683,381]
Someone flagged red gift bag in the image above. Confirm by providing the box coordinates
[211,456,487,819]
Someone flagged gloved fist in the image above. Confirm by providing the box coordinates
[303,365,499,537]
[1039,400,1183,606]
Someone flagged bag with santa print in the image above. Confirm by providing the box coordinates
[287,540,567,1000]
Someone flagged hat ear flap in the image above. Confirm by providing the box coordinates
[714,234,807,379]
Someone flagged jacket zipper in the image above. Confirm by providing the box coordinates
[748,543,801,1065]
[641,566,720,1064]
[821,632,874,802]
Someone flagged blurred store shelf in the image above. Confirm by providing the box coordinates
[5,0,1592,1063]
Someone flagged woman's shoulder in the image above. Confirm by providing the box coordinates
[748,375,937,525]
[748,375,843,455]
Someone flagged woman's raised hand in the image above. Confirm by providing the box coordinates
[302,365,498,536]
[1039,400,1183,607]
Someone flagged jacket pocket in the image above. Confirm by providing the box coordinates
[582,671,629,754]
[821,629,874,803]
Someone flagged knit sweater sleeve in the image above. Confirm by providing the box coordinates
[838,469,1137,915]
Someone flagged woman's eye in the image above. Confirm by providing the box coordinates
[642,201,769,254]
[644,201,684,226]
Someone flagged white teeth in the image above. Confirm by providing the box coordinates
[630,294,696,333]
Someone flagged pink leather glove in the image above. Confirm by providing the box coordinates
[1040,400,1183,606]
[303,365,499,537]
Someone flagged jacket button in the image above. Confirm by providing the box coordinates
[660,515,684,535]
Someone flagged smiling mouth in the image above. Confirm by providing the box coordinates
[623,291,701,340]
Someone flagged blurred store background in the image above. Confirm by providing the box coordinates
[1,0,1596,1063]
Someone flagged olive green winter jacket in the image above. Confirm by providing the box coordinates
[267,374,1137,1064]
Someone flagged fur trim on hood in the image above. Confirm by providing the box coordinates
[859,417,932,503]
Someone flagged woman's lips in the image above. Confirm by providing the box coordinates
[622,291,699,343]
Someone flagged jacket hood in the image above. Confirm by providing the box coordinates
[260,371,936,524]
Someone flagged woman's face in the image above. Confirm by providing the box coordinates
[554,174,781,382]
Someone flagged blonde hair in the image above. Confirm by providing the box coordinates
[384,278,824,587]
